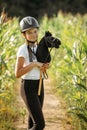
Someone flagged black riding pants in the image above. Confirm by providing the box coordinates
[21,79,45,130]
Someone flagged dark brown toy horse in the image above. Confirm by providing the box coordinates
[36,31,61,63]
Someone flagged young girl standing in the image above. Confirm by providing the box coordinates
[15,16,49,130]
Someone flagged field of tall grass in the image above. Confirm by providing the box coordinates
[0,11,87,130]
[0,12,23,129]
[43,13,87,130]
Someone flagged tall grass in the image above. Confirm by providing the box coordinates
[39,12,87,130]
[0,12,22,129]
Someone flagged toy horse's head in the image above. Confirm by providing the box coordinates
[36,31,61,63]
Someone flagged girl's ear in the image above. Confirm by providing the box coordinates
[22,32,26,37]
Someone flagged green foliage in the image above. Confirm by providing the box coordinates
[39,13,87,130]
[40,14,87,129]
[0,13,22,129]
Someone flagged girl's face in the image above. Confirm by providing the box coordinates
[24,28,38,42]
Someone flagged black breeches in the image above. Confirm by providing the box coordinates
[21,79,45,130]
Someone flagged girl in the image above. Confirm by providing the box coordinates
[15,16,49,130]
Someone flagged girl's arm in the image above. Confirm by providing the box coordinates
[15,57,43,78]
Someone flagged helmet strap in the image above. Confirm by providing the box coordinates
[27,40,36,44]
[26,39,38,47]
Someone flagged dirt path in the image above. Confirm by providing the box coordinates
[43,79,73,130]
[15,79,73,130]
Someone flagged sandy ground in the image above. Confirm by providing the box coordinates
[15,79,73,130]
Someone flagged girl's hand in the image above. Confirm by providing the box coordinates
[35,62,50,69]
[35,62,43,68]
[43,63,50,69]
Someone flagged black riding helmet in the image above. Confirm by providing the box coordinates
[20,16,39,33]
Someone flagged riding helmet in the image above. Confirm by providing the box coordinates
[20,16,39,32]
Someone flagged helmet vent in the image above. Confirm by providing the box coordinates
[26,17,32,25]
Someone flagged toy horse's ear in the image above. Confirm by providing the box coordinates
[45,31,52,37]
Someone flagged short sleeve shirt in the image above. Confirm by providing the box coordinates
[17,43,40,80]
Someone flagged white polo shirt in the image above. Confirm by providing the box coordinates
[17,43,40,80]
